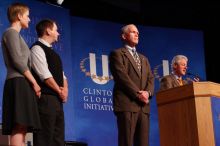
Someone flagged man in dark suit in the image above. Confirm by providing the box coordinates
[160,55,188,90]
[109,24,154,146]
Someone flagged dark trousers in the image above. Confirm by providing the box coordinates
[116,110,149,146]
[33,94,64,146]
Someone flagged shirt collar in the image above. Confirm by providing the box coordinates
[38,38,52,48]
[172,72,182,80]
[125,44,136,52]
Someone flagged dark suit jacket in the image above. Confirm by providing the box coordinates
[159,74,188,91]
[109,47,154,113]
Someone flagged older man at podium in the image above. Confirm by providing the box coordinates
[159,55,189,90]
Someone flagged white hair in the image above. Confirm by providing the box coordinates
[171,55,188,70]
[121,24,136,35]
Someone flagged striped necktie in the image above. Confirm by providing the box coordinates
[132,49,141,71]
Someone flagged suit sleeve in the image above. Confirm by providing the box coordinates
[144,57,154,98]
[109,50,140,99]
[159,76,172,91]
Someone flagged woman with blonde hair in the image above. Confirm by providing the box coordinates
[1,2,41,146]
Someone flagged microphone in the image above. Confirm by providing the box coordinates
[186,72,204,81]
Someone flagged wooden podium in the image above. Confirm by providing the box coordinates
[156,82,220,146]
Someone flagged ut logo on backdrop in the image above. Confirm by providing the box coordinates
[153,60,170,80]
[80,53,113,85]
[80,53,170,84]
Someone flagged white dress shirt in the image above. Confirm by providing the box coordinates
[125,44,136,57]
[31,38,66,81]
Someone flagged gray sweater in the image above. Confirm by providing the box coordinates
[1,28,31,79]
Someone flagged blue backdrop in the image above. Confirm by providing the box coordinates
[0,1,219,146]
